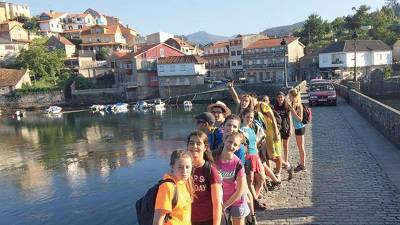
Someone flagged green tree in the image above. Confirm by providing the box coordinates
[14,16,39,32]
[16,39,66,85]
[386,0,400,16]
[294,14,330,45]
[96,48,111,61]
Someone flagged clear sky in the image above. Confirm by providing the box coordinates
[12,0,385,36]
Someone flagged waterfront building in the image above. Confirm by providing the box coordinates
[299,48,322,81]
[80,24,127,51]
[243,37,304,83]
[46,36,76,58]
[0,20,30,42]
[0,2,30,22]
[319,40,392,79]
[62,13,96,40]
[0,37,26,65]
[0,68,31,95]
[84,8,107,25]
[157,55,207,97]
[38,10,67,36]
[110,43,184,100]
[229,34,267,79]
[202,41,231,80]
[164,37,203,55]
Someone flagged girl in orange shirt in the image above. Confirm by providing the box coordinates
[153,150,194,225]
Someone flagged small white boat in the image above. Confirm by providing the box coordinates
[134,100,149,111]
[14,110,26,117]
[112,103,129,112]
[44,106,62,114]
[153,99,166,110]
[183,101,193,107]
[89,104,105,112]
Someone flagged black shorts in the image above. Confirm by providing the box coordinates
[295,127,306,136]
[280,130,290,140]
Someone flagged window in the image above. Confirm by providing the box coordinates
[180,65,185,71]
[264,48,268,52]
[231,51,236,56]
[231,61,236,66]
[160,48,165,57]
[159,65,164,72]
[77,18,82,21]
[280,58,284,63]
[51,24,54,27]
[237,60,242,65]
[237,50,241,55]
[78,25,82,29]
[249,60,253,65]
[256,59,261,64]
[170,65,175,72]
[264,59,268,64]
[255,49,259,52]
[68,26,73,30]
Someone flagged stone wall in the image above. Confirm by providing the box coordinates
[0,91,65,111]
[71,86,126,106]
[334,83,400,148]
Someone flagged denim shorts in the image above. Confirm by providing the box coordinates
[226,202,250,218]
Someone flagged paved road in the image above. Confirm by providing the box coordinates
[257,97,400,225]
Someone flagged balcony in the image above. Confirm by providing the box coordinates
[243,62,284,69]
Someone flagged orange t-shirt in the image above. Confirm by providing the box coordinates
[154,174,192,225]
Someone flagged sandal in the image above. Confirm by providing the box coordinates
[254,200,268,210]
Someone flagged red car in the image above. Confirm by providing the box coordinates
[308,81,337,106]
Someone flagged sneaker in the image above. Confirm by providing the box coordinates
[268,181,281,191]
[294,164,306,173]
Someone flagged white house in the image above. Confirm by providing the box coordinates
[38,10,67,35]
[0,37,26,65]
[63,13,95,39]
[319,40,392,78]
[157,55,207,98]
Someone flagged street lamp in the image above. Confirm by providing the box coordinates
[280,38,289,88]
[352,31,358,82]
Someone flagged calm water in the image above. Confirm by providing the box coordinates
[0,106,207,225]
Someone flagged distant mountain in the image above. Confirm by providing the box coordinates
[261,21,305,37]
[185,31,230,45]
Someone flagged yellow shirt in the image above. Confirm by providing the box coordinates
[155,174,192,225]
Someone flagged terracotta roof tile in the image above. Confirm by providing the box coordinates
[158,55,207,64]
[246,37,298,49]
[58,36,74,45]
[0,69,28,87]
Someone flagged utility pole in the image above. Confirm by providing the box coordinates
[352,31,358,82]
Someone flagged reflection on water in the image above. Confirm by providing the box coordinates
[0,105,205,225]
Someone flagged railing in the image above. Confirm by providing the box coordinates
[243,63,284,69]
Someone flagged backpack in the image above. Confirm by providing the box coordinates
[135,179,178,225]
[302,103,312,124]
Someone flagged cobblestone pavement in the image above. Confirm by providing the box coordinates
[257,98,400,225]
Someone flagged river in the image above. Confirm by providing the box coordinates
[0,105,209,225]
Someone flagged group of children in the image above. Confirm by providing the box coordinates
[147,82,307,225]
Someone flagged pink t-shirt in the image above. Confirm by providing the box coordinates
[216,155,245,206]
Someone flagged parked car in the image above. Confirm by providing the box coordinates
[308,81,337,106]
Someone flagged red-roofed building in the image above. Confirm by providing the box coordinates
[109,43,184,100]
[62,13,96,39]
[242,37,304,83]
[38,10,68,35]
[202,41,231,79]
[157,55,207,97]
[46,36,76,58]
[164,37,203,55]
[80,24,127,51]
[0,68,31,95]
